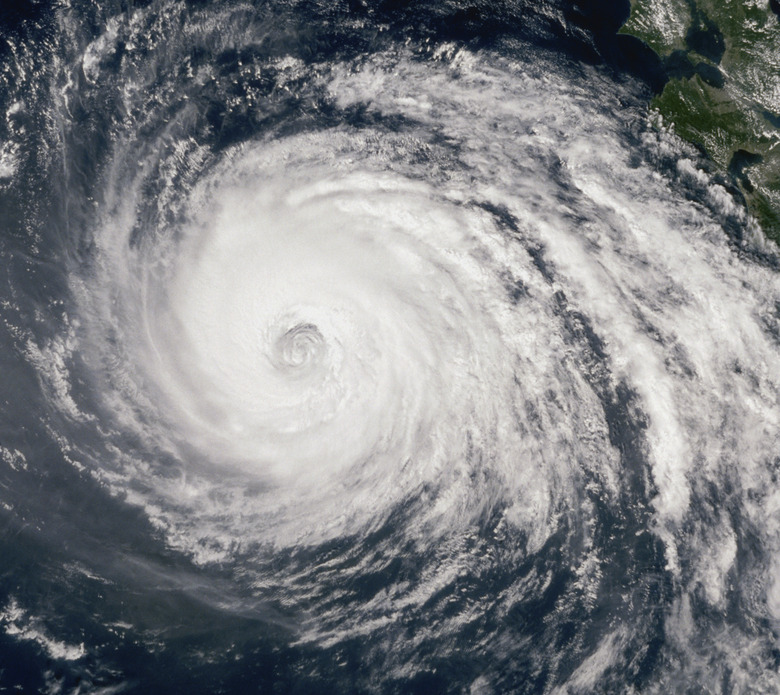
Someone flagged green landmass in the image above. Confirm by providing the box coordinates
[620,0,780,242]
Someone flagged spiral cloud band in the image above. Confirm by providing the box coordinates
[3,3,780,691]
[84,126,573,552]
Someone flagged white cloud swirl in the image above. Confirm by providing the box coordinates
[42,30,780,689]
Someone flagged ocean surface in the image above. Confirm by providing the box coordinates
[1,1,780,693]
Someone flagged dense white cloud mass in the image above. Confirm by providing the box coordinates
[3,3,780,691]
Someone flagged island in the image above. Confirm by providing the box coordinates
[620,0,780,242]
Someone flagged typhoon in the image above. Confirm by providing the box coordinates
[2,1,780,693]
